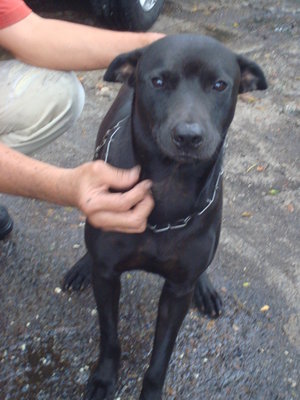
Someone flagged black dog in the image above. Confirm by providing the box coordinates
[63,35,267,399]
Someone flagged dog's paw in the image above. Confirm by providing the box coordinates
[194,272,222,318]
[140,375,163,400]
[85,364,118,400]
[140,391,162,400]
[139,387,162,400]
[62,253,92,291]
[85,376,115,400]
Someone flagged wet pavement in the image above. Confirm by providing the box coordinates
[0,1,299,399]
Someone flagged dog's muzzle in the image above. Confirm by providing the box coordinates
[172,122,204,149]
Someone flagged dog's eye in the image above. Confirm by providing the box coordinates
[213,80,228,92]
[151,77,165,88]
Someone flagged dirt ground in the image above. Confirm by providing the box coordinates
[0,1,299,399]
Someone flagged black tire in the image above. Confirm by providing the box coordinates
[89,0,165,31]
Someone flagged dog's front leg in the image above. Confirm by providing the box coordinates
[85,269,121,400]
[140,281,193,400]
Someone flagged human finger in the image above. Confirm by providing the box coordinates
[94,160,141,190]
[88,194,154,233]
[83,180,152,215]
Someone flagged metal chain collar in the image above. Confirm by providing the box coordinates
[94,116,130,161]
[94,117,224,234]
[147,168,223,233]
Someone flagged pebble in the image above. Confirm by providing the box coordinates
[54,287,62,294]
[285,102,300,117]
[260,305,270,312]
[21,384,29,393]
[287,378,297,388]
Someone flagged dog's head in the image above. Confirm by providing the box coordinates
[104,34,267,164]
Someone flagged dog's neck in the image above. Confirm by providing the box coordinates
[132,114,223,225]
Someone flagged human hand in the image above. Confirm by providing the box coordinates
[74,160,154,233]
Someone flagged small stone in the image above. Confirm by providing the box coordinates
[100,87,111,97]
[73,244,80,249]
[21,384,29,393]
[20,344,26,352]
[241,211,252,218]
[91,309,97,316]
[268,189,280,196]
[54,287,62,294]
[285,102,300,117]
[260,305,270,312]
[287,378,297,388]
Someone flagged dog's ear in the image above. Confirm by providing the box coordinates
[237,55,268,93]
[104,48,144,86]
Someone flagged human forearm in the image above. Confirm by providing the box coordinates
[0,142,78,206]
[0,13,164,71]
[0,143,154,232]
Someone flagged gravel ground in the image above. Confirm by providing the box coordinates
[0,1,299,399]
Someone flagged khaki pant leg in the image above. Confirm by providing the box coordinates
[0,60,85,154]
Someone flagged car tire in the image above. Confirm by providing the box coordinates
[89,0,165,31]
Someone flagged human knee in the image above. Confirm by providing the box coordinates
[53,71,85,126]
[0,61,85,153]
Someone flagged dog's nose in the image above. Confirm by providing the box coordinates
[172,122,204,148]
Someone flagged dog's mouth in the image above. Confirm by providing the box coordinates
[152,121,222,165]
[170,152,201,164]
[155,134,219,165]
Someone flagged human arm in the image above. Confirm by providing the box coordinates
[0,142,154,233]
[0,11,164,71]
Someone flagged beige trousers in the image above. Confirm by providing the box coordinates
[0,59,85,154]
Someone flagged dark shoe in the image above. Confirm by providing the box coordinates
[0,206,13,240]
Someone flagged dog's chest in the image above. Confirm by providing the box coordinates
[109,217,216,281]
[115,232,189,279]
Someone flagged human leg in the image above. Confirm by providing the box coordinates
[0,59,85,238]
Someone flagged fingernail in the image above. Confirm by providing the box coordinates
[144,180,152,190]
[131,165,141,177]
